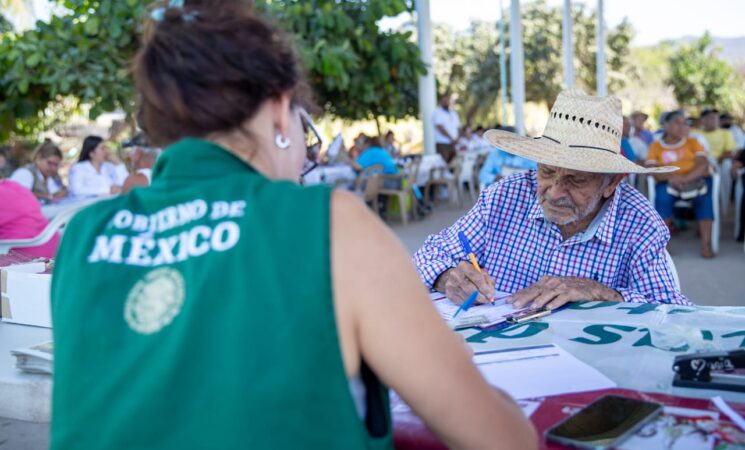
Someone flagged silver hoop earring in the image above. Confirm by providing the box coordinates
[275,134,291,150]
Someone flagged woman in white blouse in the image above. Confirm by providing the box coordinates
[68,136,128,198]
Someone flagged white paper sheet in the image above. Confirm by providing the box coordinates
[517,400,542,417]
[430,291,521,329]
[473,344,616,400]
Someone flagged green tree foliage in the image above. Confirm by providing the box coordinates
[668,33,745,114]
[0,14,13,33]
[256,0,426,121]
[1,0,424,140]
[0,0,147,141]
[433,0,634,126]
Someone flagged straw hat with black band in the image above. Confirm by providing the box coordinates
[484,90,678,174]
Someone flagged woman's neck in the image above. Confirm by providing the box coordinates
[90,160,102,171]
[209,135,277,179]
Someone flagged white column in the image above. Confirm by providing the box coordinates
[562,0,574,89]
[509,0,525,135]
[595,0,606,96]
[499,0,508,124]
[416,0,437,155]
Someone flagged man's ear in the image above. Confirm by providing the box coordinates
[271,92,293,138]
[603,174,626,198]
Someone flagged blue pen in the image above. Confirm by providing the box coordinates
[457,231,495,306]
[453,291,479,318]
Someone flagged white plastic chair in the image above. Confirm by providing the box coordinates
[0,199,97,255]
[720,158,733,214]
[456,153,479,203]
[734,168,744,251]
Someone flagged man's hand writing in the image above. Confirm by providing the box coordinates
[434,261,496,305]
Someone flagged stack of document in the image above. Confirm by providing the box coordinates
[11,341,53,375]
[474,344,616,399]
[431,292,522,329]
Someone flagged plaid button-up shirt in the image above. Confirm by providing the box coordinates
[413,171,690,305]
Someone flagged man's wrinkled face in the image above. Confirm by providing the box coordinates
[537,165,609,226]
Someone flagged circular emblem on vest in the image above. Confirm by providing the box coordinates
[124,267,185,335]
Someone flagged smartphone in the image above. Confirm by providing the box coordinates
[545,395,662,450]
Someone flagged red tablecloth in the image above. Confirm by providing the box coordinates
[393,388,745,449]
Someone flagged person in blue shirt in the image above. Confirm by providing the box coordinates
[620,116,639,162]
[354,136,399,175]
[478,146,537,187]
[353,135,402,190]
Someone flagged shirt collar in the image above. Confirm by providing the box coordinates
[151,138,258,186]
[527,172,621,244]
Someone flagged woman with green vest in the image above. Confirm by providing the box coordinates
[50,1,537,449]
[9,140,68,203]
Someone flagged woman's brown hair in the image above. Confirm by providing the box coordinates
[133,0,306,147]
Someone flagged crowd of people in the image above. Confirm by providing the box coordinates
[430,89,745,258]
[623,108,745,254]
[0,134,160,257]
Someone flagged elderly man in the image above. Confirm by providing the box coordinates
[413,90,690,310]
[122,134,160,193]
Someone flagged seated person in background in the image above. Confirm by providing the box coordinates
[0,146,13,179]
[470,126,490,150]
[0,179,59,258]
[10,140,68,204]
[478,146,537,188]
[698,108,736,163]
[620,116,640,163]
[68,136,127,198]
[631,111,654,146]
[352,136,400,189]
[383,130,400,157]
[646,110,715,259]
[121,134,160,193]
[734,149,745,242]
[720,112,745,151]
[455,125,473,152]
[348,132,367,160]
[414,90,689,309]
[50,3,537,448]
[686,116,711,152]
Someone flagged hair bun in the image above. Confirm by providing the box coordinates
[134,0,306,147]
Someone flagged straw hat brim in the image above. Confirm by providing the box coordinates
[484,129,678,174]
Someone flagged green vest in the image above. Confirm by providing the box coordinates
[51,138,392,450]
[22,162,64,201]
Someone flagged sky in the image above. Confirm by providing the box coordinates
[6,0,745,46]
[430,0,745,46]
